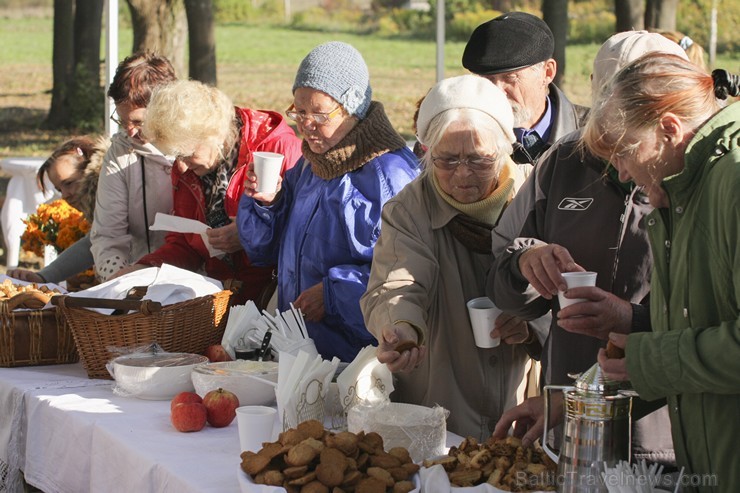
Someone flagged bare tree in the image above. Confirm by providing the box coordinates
[46,0,104,130]
[542,0,568,87]
[184,0,217,85]
[47,0,75,128]
[615,0,645,31]
[645,0,679,30]
[614,0,677,33]
[126,0,189,77]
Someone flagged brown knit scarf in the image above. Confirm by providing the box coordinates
[301,101,407,180]
[447,215,496,254]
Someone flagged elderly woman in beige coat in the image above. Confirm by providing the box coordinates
[361,75,539,440]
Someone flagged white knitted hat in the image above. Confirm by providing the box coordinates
[592,31,689,96]
[416,75,515,147]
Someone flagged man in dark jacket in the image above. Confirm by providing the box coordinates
[486,31,691,470]
[462,11,588,165]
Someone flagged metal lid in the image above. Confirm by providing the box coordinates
[572,362,624,395]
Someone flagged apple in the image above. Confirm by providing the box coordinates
[205,344,232,362]
[171,402,207,432]
[170,391,203,412]
[202,388,239,427]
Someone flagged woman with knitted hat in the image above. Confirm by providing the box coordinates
[237,41,419,362]
[360,75,537,440]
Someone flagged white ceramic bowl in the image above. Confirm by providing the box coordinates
[109,352,208,400]
[191,360,279,406]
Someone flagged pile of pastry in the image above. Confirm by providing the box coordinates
[422,436,557,491]
[241,419,419,493]
[0,279,60,310]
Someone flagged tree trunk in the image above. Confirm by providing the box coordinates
[615,0,644,31]
[46,0,103,130]
[645,0,678,30]
[46,0,75,128]
[70,0,104,131]
[542,0,567,87]
[126,0,188,78]
[184,0,217,85]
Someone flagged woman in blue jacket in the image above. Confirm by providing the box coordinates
[237,42,419,362]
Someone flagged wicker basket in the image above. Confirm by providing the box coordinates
[54,290,232,379]
[0,303,78,367]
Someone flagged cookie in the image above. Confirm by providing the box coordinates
[393,340,419,353]
[605,340,625,359]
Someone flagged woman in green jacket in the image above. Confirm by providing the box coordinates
[584,54,739,492]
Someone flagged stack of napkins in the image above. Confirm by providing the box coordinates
[277,350,339,430]
[221,301,263,359]
[223,301,318,360]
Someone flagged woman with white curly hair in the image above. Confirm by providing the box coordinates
[112,80,302,304]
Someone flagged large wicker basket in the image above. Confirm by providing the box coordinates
[54,290,232,379]
[0,303,78,367]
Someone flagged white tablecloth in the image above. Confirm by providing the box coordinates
[0,363,243,493]
[0,364,465,493]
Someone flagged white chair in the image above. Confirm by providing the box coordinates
[1,157,55,269]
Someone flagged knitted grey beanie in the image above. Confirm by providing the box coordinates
[292,41,372,119]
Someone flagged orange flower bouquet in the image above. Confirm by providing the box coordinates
[21,200,91,256]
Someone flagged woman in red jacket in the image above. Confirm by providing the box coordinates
[112,80,302,304]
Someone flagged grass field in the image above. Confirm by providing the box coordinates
[0,15,738,160]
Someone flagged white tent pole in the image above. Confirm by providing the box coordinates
[435,0,444,82]
[105,0,119,136]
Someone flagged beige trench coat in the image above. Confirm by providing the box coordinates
[361,166,532,440]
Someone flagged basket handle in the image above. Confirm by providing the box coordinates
[51,295,162,314]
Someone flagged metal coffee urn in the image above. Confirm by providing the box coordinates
[542,362,634,492]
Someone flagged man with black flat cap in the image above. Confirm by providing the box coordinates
[463,11,587,165]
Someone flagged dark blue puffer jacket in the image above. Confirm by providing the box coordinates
[238,147,419,362]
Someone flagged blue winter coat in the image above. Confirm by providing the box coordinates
[237,147,419,362]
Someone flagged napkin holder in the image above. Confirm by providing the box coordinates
[281,375,328,431]
[327,345,394,431]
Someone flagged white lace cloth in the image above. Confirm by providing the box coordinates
[0,364,245,492]
[0,364,467,493]
[0,364,110,493]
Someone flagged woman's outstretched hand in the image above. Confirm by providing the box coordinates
[375,322,427,373]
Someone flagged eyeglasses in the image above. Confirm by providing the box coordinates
[285,104,343,125]
[110,110,144,130]
[431,155,498,171]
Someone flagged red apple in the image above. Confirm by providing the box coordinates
[205,344,232,362]
[171,402,207,432]
[202,388,239,427]
[170,391,203,412]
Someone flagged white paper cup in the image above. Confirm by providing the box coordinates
[236,405,277,453]
[558,271,598,308]
[253,152,284,193]
[466,297,503,348]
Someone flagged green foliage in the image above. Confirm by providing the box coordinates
[447,8,501,42]
[214,0,285,25]
[376,8,433,38]
[290,7,372,34]
[676,1,739,53]
[567,3,614,45]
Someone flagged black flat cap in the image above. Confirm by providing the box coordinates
[462,12,554,75]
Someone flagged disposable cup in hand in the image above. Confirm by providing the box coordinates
[236,405,277,453]
[253,152,284,194]
[466,297,503,348]
[558,271,598,308]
